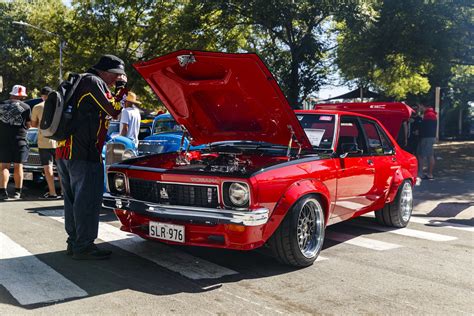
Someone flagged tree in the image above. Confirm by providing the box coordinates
[198,0,377,108]
[0,0,70,99]
[336,0,473,101]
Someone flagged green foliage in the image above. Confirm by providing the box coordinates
[336,0,473,101]
[0,0,70,97]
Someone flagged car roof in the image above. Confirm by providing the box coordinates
[295,109,380,121]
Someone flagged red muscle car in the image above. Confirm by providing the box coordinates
[104,50,417,267]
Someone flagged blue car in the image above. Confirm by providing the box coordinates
[105,113,202,169]
[138,113,190,155]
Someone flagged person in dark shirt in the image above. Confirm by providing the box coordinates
[406,105,423,155]
[56,54,127,260]
[0,85,31,200]
[417,103,437,180]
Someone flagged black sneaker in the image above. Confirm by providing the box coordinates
[72,245,112,260]
[12,190,21,200]
[41,193,62,200]
[0,190,8,201]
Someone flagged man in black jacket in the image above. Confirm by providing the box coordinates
[56,55,127,260]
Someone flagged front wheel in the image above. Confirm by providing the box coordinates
[375,180,413,228]
[269,195,325,267]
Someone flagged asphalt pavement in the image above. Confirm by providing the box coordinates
[0,141,472,315]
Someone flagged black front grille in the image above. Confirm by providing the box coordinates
[27,153,41,166]
[128,179,218,208]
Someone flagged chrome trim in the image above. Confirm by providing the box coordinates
[221,180,251,209]
[23,165,46,170]
[128,178,221,204]
[103,193,269,226]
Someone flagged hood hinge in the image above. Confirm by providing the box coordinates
[286,125,302,160]
[176,126,192,165]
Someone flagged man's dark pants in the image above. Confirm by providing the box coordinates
[56,159,103,253]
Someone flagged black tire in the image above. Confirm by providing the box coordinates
[269,195,325,267]
[375,180,413,228]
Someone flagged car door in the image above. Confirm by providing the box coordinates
[333,116,376,219]
[359,118,398,210]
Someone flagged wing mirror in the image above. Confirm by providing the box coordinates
[339,143,363,158]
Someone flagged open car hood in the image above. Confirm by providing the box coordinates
[133,50,312,150]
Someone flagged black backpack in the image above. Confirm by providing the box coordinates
[40,73,89,141]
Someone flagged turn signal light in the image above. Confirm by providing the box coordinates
[226,224,246,232]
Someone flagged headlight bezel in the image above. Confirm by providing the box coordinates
[122,149,136,161]
[223,181,250,209]
[107,172,128,195]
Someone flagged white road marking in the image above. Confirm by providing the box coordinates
[349,222,458,242]
[325,231,402,251]
[38,209,238,280]
[0,232,87,305]
[409,216,474,232]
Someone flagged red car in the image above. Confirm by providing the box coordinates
[104,50,417,267]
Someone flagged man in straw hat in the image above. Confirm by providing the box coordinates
[0,84,31,200]
[119,91,142,147]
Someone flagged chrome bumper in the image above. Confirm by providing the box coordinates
[103,193,269,226]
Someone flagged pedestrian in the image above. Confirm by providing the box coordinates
[30,86,61,199]
[0,85,31,200]
[55,54,127,260]
[406,104,423,155]
[417,103,437,180]
[119,91,142,147]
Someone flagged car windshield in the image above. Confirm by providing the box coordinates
[153,118,182,134]
[26,129,38,146]
[107,122,120,136]
[296,114,335,150]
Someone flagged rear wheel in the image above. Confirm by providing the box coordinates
[375,180,413,228]
[269,195,325,267]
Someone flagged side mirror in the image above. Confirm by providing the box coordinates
[339,143,363,158]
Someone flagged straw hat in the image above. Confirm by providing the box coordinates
[125,92,141,105]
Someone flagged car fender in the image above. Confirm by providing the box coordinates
[262,179,331,241]
[385,167,414,203]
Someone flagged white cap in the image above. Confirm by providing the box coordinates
[9,85,27,97]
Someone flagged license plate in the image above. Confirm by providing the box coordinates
[149,221,185,243]
[24,172,33,181]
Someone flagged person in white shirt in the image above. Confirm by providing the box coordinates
[119,91,142,147]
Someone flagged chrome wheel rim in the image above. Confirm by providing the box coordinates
[297,198,324,258]
[400,182,413,222]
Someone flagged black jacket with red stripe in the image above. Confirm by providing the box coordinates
[56,69,122,162]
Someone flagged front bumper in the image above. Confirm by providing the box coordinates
[103,193,269,226]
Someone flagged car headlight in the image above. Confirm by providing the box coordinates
[228,182,249,207]
[114,173,126,193]
[122,149,136,160]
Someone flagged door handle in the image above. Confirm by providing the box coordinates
[367,159,374,165]
[392,157,397,162]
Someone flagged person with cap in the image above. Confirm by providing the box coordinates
[119,91,142,147]
[30,86,61,199]
[0,85,31,200]
[55,54,127,260]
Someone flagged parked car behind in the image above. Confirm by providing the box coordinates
[104,50,417,267]
[22,128,59,186]
[137,113,204,155]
